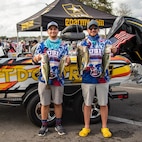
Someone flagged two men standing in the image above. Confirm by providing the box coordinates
[33,20,116,138]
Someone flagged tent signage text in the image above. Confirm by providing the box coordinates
[65,18,105,27]
[21,20,34,31]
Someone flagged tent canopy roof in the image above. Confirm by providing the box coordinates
[17,0,116,32]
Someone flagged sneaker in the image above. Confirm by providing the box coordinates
[55,125,66,135]
[38,126,48,136]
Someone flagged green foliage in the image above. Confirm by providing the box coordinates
[78,0,113,14]
[0,36,7,40]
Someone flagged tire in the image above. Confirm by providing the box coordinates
[73,92,101,124]
[26,94,56,127]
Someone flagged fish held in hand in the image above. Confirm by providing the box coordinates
[77,46,89,75]
[41,54,50,87]
[77,46,83,75]
[82,46,89,70]
[59,55,67,78]
[101,44,111,77]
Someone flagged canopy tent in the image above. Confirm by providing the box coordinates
[17,0,116,33]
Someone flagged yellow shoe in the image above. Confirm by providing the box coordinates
[101,128,112,138]
[79,128,91,137]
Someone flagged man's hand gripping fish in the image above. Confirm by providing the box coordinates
[101,44,111,77]
[41,54,50,88]
[77,46,89,76]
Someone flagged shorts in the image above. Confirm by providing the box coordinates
[38,81,64,106]
[81,83,109,106]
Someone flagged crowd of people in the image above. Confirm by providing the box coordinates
[0,38,78,58]
[0,38,39,58]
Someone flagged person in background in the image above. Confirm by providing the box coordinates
[0,39,4,47]
[69,41,77,55]
[31,40,38,55]
[3,40,16,57]
[17,40,26,54]
[7,40,16,53]
[78,19,117,138]
[32,21,70,137]
[0,39,5,57]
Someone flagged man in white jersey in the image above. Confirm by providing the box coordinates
[78,20,117,138]
[32,21,70,136]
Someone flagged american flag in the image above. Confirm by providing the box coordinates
[110,31,135,48]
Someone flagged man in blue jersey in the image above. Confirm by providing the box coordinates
[78,20,117,138]
[32,21,70,136]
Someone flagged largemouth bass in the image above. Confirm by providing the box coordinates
[77,46,89,75]
[101,44,111,77]
[77,46,83,75]
[59,55,67,78]
[82,46,89,70]
[41,54,50,87]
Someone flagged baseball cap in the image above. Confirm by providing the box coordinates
[87,20,98,29]
[47,21,58,29]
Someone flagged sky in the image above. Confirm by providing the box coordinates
[0,0,142,38]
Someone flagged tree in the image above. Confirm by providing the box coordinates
[78,0,113,14]
[113,3,132,16]
[94,0,113,14]
[0,36,7,40]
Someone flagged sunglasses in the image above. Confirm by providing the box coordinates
[89,27,98,30]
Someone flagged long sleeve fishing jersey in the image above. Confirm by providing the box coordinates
[34,38,69,86]
[80,34,112,84]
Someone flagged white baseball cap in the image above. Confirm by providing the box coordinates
[47,21,58,29]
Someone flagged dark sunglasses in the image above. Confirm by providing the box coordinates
[89,27,98,30]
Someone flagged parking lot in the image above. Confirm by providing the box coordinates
[0,83,142,142]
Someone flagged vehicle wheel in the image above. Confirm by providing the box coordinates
[26,94,56,127]
[73,93,101,124]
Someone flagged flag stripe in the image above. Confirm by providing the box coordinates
[111,31,135,48]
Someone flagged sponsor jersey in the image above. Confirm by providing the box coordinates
[80,34,112,84]
[35,38,69,86]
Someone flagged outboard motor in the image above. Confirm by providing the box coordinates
[60,25,85,41]
[60,24,85,56]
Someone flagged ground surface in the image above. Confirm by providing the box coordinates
[0,82,142,142]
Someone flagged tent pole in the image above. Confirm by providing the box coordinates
[17,31,19,44]
[16,31,19,54]
[105,28,107,38]
[40,26,43,42]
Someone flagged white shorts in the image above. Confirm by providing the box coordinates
[81,83,109,106]
[38,82,64,105]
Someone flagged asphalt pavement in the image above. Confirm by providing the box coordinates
[0,82,142,142]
